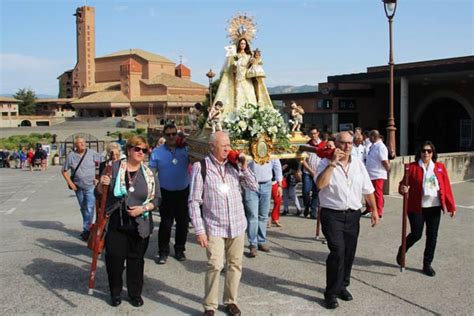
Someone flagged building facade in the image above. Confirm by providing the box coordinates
[271,56,474,154]
[56,6,207,122]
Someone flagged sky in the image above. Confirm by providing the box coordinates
[0,0,473,96]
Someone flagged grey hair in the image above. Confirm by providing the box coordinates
[369,129,380,139]
[74,135,85,143]
[106,142,121,154]
[209,131,229,146]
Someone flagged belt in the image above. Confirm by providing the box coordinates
[322,207,360,214]
[258,180,271,184]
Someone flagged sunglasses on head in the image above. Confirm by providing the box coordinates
[132,146,148,154]
[421,149,432,154]
[165,132,177,137]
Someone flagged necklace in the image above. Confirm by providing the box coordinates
[167,146,178,165]
[211,159,230,194]
[127,166,140,193]
[340,161,352,187]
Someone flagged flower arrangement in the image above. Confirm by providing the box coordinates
[222,103,290,150]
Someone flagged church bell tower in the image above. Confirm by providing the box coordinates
[72,6,96,97]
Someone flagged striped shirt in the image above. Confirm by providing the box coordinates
[188,154,258,238]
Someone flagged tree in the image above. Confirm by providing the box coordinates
[14,88,37,115]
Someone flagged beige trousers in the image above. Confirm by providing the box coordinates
[203,234,245,311]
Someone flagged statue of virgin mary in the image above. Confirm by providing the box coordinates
[213,14,273,116]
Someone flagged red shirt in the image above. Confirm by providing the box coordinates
[399,161,456,214]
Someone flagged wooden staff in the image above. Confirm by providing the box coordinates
[88,163,112,295]
[400,163,410,272]
[315,207,321,239]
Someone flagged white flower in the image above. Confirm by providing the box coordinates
[238,120,247,131]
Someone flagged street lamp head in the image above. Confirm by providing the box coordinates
[383,0,397,19]
[206,69,216,80]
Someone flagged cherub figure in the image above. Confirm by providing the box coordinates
[207,101,224,133]
[290,101,305,132]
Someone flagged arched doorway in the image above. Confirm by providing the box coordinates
[20,120,32,126]
[115,109,122,117]
[416,98,471,153]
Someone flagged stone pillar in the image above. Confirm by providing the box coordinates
[400,77,409,156]
[111,109,116,117]
[331,113,339,132]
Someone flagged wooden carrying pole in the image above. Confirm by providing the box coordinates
[400,163,410,272]
[88,164,112,294]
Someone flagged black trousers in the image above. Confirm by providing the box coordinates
[320,208,361,296]
[406,206,441,265]
[158,187,190,256]
[105,229,149,298]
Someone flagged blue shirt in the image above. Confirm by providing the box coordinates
[248,159,283,183]
[149,145,190,191]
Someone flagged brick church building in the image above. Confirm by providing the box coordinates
[57,6,207,120]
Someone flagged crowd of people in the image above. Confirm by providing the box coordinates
[60,123,456,314]
[0,145,49,171]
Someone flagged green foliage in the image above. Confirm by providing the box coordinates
[108,129,147,140]
[0,133,53,151]
[14,88,37,115]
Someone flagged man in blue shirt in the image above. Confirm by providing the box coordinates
[149,124,190,264]
[244,159,283,257]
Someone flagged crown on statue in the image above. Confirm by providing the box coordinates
[226,13,257,44]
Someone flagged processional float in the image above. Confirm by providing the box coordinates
[187,13,311,163]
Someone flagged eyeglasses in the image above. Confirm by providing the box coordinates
[421,149,432,154]
[165,132,177,137]
[132,146,149,154]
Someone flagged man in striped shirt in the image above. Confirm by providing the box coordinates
[189,131,258,316]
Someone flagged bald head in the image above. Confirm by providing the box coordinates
[210,131,231,162]
[335,131,353,155]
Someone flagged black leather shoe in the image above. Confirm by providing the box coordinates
[80,231,90,242]
[225,303,241,316]
[110,296,121,307]
[338,288,353,301]
[129,296,144,307]
[423,264,436,277]
[175,252,186,261]
[324,295,339,309]
[303,208,309,217]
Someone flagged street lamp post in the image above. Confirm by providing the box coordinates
[383,0,397,157]
[206,69,216,107]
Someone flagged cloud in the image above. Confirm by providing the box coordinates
[0,53,73,95]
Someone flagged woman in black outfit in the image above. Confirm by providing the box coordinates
[98,136,160,307]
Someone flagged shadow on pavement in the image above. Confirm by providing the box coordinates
[20,220,81,240]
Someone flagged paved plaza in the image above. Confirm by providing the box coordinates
[0,166,473,315]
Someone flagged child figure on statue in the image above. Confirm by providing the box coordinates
[207,101,224,133]
[247,49,272,107]
[290,101,305,132]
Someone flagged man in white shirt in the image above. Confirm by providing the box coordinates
[364,130,391,218]
[316,131,379,310]
[351,133,364,161]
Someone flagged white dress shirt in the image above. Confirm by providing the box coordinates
[365,140,388,180]
[316,158,374,211]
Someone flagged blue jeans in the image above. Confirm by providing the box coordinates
[244,181,272,246]
[302,172,318,217]
[75,187,96,233]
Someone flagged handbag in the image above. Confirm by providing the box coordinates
[69,149,87,190]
